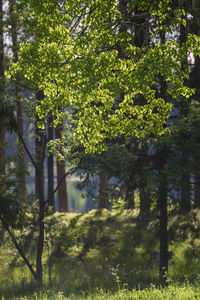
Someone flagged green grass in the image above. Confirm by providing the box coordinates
[3,283,200,299]
[1,208,200,298]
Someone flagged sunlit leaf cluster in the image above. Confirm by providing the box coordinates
[8,0,200,152]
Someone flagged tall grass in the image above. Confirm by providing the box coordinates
[3,283,200,300]
[2,209,200,299]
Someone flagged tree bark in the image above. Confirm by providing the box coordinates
[9,0,26,204]
[179,21,191,213]
[98,169,109,209]
[0,0,5,177]
[158,151,168,280]
[56,124,68,212]
[47,113,55,209]
[180,152,191,213]
[35,90,46,287]
[139,176,150,219]
[194,166,200,208]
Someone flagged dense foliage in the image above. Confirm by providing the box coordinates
[1,0,200,296]
[9,0,200,152]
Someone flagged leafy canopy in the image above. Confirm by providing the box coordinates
[8,0,200,152]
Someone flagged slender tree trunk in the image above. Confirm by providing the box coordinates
[0,0,5,177]
[158,151,168,280]
[124,141,135,210]
[98,169,109,209]
[138,142,151,219]
[158,37,169,279]
[56,124,68,212]
[139,176,151,219]
[47,113,54,209]
[35,120,45,201]
[178,18,191,213]
[9,0,26,204]
[180,152,191,213]
[194,166,200,208]
[35,90,46,287]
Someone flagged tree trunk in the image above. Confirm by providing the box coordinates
[47,113,55,209]
[9,0,26,204]
[158,151,168,280]
[139,176,151,220]
[194,166,200,208]
[138,141,151,219]
[35,121,45,201]
[0,0,5,177]
[180,152,191,213]
[98,169,109,209]
[56,125,68,212]
[179,21,191,213]
[35,90,46,287]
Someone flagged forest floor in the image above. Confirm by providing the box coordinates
[1,208,200,298]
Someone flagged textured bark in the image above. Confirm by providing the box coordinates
[9,0,26,204]
[35,90,46,287]
[194,167,200,208]
[56,125,68,212]
[158,42,169,279]
[139,177,150,219]
[158,151,168,280]
[98,169,109,209]
[179,20,191,213]
[47,113,55,209]
[180,152,191,213]
[35,123,45,201]
[138,141,151,219]
[0,0,5,177]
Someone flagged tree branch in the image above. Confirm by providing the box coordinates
[45,167,78,205]
[0,216,37,281]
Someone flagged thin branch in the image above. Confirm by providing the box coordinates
[45,166,78,205]
[18,133,36,168]
[10,77,36,91]
[0,216,37,281]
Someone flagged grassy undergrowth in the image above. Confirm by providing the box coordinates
[4,283,200,299]
[1,208,200,298]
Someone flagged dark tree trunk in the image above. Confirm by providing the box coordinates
[194,166,200,208]
[0,0,5,176]
[139,176,151,219]
[180,152,191,213]
[188,32,200,208]
[138,141,151,219]
[179,22,191,213]
[35,121,45,202]
[47,113,55,209]
[9,0,26,204]
[158,151,168,280]
[98,169,109,209]
[56,125,68,212]
[35,90,46,287]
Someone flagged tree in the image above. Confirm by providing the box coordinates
[47,113,55,208]
[0,0,5,177]
[7,0,200,285]
[9,0,26,204]
[56,123,69,212]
